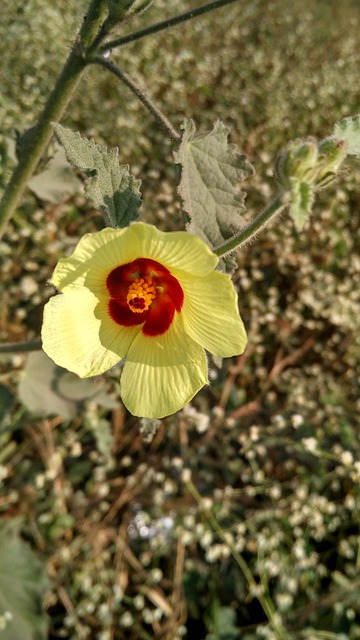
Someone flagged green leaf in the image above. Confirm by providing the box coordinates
[215,606,239,640]
[54,124,142,227]
[174,119,254,269]
[333,114,360,157]
[18,351,119,419]
[0,521,49,640]
[289,180,315,230]
[86,417,114,464]
[28,146,82,203]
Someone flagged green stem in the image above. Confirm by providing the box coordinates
[0,338,42,354]
[90,56,181,142]
[187,479,289,640]
[0,0,109,240]
[99,0,241,52]
[214,194,288,257]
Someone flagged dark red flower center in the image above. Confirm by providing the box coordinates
[106,258,184,336]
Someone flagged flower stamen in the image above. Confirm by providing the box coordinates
[126,277,156,313]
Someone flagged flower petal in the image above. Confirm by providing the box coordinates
[51,227,129,293]
[123,224,218,276]
[120,314,208,418]
[42,289,139,377]
[51,224,219,295]
[180,271,247,357]
[108,298,146,327]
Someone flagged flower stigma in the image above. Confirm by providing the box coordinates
[126,277,156,313]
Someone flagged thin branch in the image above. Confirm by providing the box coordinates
[99,0,241,53]
[91,56,181,142]
[0,338,42,354]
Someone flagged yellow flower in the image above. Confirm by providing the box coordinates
[41,223,247,418]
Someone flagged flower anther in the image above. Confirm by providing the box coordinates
[41,223,247,418]
[126,277,156,312]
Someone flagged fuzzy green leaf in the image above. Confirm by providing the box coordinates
[289,180,315,230]
[174,119,254,266]
[54,124,141,227]
[28,147,82,203]
[216,606,239,640]
[19,351,119,419]
[333,114,360,157]
[86,417,114,465]
[0,521,49,640]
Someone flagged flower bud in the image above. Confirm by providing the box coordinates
[275,139,318,190]
[316,136,348,186]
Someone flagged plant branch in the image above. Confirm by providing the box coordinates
[90,56,181,142]
[0,338,42,354]
[0,0,109,240]
[99,0,241,52]
[214,194,289,257]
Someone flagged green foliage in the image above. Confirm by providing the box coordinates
[275,139,318,230]
[54,124,142,227]
[85,416,114,465]
[175,119,254,255]
[276,135,347,229]
[18,351,119,420]
[0,521,49,640]
[28,147,82,203]
[289,180,315,231]
[214,606,239,640]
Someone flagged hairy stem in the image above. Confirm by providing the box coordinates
[0,338,42,354]
[0,0,109,240]
[99,0,241,52]
[214,194,289,257]
[90,56,181,142]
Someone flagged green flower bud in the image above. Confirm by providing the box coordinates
[275,139,319,190]
[316,136,348,186]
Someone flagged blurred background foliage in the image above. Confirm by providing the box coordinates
[1,0,360,639]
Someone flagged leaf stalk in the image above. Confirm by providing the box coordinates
[99,0,241,52]
[90,56,181,142]
[214,194,289,257]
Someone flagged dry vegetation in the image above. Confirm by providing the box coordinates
[1,1,360,638]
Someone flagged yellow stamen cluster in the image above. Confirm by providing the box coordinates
[126,277,156,313]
